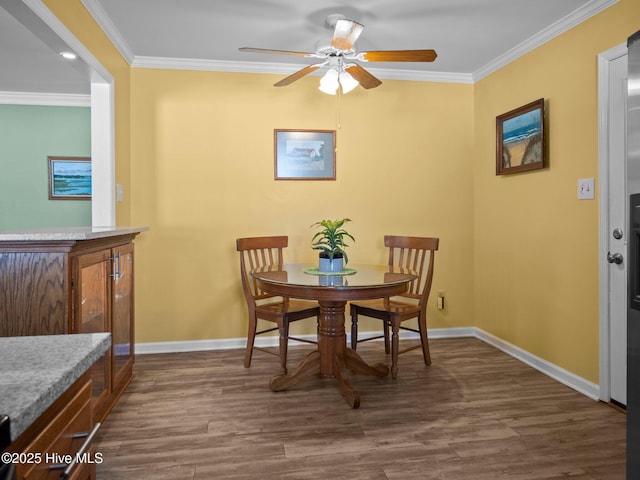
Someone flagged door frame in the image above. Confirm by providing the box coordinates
[598,41,628,402]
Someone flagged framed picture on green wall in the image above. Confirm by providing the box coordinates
[48,156,92,200]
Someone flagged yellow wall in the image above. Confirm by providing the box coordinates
[43,0,639,384]
[129,69,475,342]
[474,0,640,382]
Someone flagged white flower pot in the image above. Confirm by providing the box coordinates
[318,255,343,273]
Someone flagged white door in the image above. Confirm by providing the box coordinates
[607,53,628,406]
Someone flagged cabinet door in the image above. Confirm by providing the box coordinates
[74,250,111,416]
[112,243,134,390]
[0,252,68,336]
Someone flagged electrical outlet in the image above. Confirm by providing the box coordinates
[437,291,445,310]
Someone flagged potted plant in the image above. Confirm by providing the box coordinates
[311,218,355,272]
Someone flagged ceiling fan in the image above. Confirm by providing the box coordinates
[239,14,437,94]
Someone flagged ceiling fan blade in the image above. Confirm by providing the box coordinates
[331,19,364,51]
[274,64,322,87]
[345,64,382,89]
[239,47,314,57]
[359,49,437,62]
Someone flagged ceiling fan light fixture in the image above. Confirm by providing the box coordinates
[319,68,339,95]
[240,15,437,93]
[339,70,359,93]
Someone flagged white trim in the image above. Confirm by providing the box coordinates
[90,82,116,226]
[130,56,474,84]
[428,327,476,338]
[597,42,628,402]
[135,337,249,355]
[364,67,472,84]
[473,0,619,81]
[131,56,286,73]
[135,326,599,400]
[0,92,91,106]
[474,329,600,400]
[134,327,475,355]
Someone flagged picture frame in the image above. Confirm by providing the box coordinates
[496,98,545,175]
[274,129,336,180]
[48,156,92,200]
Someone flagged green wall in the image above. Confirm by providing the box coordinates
[0,104,91,229]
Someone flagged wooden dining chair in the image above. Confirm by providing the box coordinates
[349,235,439,379]
[236,236,319,374]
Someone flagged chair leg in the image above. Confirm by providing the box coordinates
[350,309,358,350]
[391,319,400,379]
[383,319,391,354]
[418,313,432,365]
[244,312,257,368]
[278,320,289,375]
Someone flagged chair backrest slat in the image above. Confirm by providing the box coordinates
[236,236,288,303]
[384,235,439,304]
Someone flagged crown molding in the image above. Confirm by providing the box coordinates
[132,56,294,73]
[132,55,474,84]
[0,91,91,106]
[81,0,135,64]
[472,0,619,81]
[365,66,473,84]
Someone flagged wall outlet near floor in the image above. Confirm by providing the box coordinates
[437,291,445,310]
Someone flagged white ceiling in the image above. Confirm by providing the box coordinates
[0,0,619,96]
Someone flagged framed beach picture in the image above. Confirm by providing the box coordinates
[274,129,336,180]
[48,156,92,200]
[496,98,545,175]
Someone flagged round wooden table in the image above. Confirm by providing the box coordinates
[251,263,417,408]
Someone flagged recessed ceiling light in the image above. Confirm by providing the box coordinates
[60,51,77,60]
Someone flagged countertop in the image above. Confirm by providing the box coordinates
[0,226,148,242]
[0,333,111,442]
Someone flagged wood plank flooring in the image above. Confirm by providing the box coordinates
[94,338,626,479]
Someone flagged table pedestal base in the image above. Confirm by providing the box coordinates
[269,300,389,408]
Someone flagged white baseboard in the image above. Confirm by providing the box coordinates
[134,326,599,400]
[134,327,475,355]
[135,337,248,354]
[472,329,600,400]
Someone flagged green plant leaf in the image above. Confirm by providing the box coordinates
[310,218,354,264]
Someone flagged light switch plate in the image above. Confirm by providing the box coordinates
[578,178,595,200]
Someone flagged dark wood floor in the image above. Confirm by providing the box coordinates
[94,338,626,479]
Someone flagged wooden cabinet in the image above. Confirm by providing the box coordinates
[10,373,99,480]
[0,232,141,423]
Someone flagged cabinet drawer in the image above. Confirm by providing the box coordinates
[17,381,96,480]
